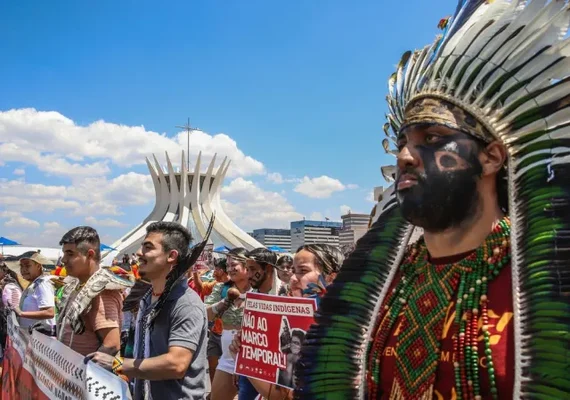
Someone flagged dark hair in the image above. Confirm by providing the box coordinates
[291,329,305,343]
[0,263,23,290]
[215,258,228,272]
[146,221,192,261]
[227,247,248,266]
[59,226,101,261]
[496,167,509,213]
[277,255,293,267]
[296,244,344,276]
[246,248,278,269]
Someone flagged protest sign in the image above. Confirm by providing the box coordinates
[1,313,132,400]
[234,292,317,389]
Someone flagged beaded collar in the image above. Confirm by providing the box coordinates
[367,217,511,400]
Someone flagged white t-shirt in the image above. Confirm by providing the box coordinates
[19,276,56,329]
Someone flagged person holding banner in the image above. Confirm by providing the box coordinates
[89,221,211,400]
[0,262,22,356]
[276,255,293,296]
[57,227,131,357]
[14,252,56,334]
[201,258,230,383]
[236,247,284,399]
[206,247,251,400]
[0,262,22,309]
[245,248,281,296]
[229,244,343,400]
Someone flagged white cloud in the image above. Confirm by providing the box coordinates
[0,142,110,178]
[0,172,154,216]
[0,211,21,219]
[347,184,359,190]
[366,192,375,203]
[85,216,127,228]
[13,168,25,176]
[266,172,284,184]
[309,212,324,220]
[1,196,81,213]
[3,215,40,229]
[221,178,302,230]
[294,175,347,199]
[44,221,62,230]
[0,108,265,178]
[43,221,66,239]
[340,205,351,216]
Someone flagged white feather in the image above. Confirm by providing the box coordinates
[440,1,509,89]
[412,43,439,95]
[498,104,570,142]
[484,0,565,74]
[435,6,494,93]
[510,124,570,153]
[499,42,570,107]
[405,47,429,100]
[461,0,549,103]
[482,4,570,96]
[514,147,570,179]
[439,2,494,59]
[454,1,523,97]
[500,80,570,126]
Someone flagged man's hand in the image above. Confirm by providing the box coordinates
[85,351,115,371]
[13,306,22,317]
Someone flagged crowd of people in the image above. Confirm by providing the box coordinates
[0,222,345,400]
[2,1,570,399]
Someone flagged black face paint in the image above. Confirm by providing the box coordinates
[397,131,484,232]
[250,270,265,289]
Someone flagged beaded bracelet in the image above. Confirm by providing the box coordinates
[112,356,124,375]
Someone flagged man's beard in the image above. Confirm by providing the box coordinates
[397,166,481,232]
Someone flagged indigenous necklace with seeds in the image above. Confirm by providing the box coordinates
[367,217,511,400]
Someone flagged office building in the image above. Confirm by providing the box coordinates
[340,212,370,247]
[251,229,292,252]
[290,220,342,251]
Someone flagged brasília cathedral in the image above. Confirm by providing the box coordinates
[101,151,262,265]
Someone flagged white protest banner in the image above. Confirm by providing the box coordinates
[1,312,132,400]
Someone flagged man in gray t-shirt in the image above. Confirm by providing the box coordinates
[88,222,208,400]
[133,280,208,399]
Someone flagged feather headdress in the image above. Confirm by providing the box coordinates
[295,1,570,398]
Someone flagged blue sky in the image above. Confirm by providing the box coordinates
[0,0,456,247]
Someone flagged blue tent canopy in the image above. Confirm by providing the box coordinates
[0,237,20,246]
[267,245,286,253]
[100,243,117,252]
[213,246,230,253]
[0,236,20,253]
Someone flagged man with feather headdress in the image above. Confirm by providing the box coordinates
[295,1,570,399]
[88,221,212,400]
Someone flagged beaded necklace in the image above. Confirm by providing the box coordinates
[366,217,511,400]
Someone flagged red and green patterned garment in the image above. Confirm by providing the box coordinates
[374,251,514,399]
